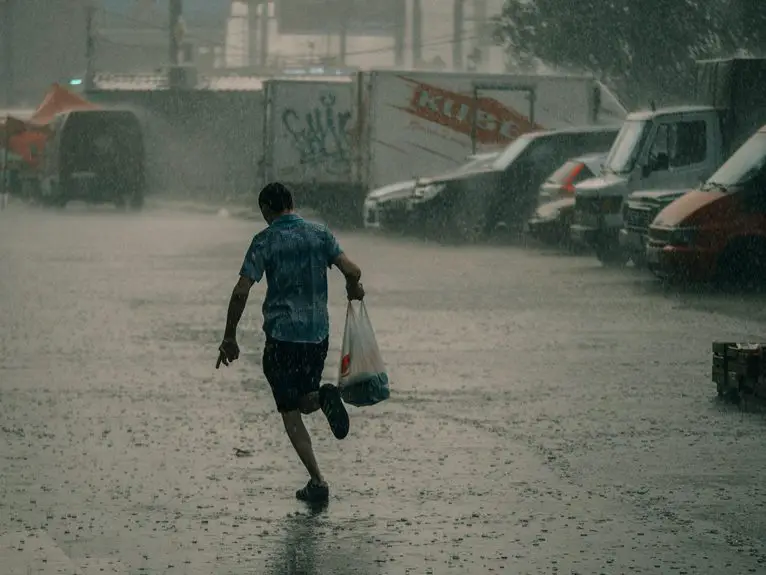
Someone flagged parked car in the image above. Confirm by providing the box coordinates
[527,152,607,246]
[36,109,146,209]
[362,179,417,230]
[646,124,766,283]
[407,125,620,243]
[362,152,499,231]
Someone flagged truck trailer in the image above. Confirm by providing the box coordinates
[260,70,627,225]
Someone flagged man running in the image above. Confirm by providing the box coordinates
[216,182,365,504]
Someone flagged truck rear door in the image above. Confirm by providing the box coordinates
[263,79,355,187]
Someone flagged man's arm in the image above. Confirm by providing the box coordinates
[324,228,364,300]
[224,276,255,340]
[333,253,364,300]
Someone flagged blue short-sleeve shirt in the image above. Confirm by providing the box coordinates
[239,214,343,343]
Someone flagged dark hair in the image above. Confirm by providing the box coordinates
[258,182,294,213]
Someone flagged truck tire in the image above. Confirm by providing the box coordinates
[42,195,67,209]
[595,243,629,267]
[715,237,766,288]
[631,251,647,269]
[129,190,145,211]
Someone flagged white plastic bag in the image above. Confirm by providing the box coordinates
[338,301,390,407]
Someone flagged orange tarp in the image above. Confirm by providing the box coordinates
[2,84,99,167]
[29,83,99,126]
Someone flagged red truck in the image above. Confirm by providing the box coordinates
[646,125,766,282]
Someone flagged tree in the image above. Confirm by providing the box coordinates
[740,0,766,53]
[493,0,743,107]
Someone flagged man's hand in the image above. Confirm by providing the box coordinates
[346,281,365,301]
[216,337,240,369]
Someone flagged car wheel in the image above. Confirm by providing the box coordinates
[129,191,145,211]
[449,192,488,244]
[595,243,629,267]
[715,237,766,289]
[631,251,647,269]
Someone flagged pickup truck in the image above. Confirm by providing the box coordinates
[570,57,766,266]
[619,189,689,266]
[646,124,766,284]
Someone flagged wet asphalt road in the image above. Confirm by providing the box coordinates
[2,203,766,575]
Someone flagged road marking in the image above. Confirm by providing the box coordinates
[75,558,127,574]
[0,530,76,575]
[0,531,127,575]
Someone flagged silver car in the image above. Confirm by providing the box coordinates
[363,152,500,231]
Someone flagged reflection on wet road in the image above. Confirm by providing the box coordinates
[2,203,766,574]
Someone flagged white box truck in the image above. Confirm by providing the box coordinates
[356,70,628,193]
[260,76,357,220]
[260,71,626,225]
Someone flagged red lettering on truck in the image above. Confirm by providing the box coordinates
[396,77,543,144]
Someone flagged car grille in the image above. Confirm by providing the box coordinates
[379,199,409,225]
[623,203,660,233]
[574,196,601,214]
[647,226,671,246]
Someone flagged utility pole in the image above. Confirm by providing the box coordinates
[169,0,183,66]
[452,0,464,71]
[248,1,259,70]
[412,0,422,68]
[472,0,487,71]
[393,0,405,67]
[338,0,349,65]
[258,1,269,69]
[3,0,15,106]
[85,1,96,91]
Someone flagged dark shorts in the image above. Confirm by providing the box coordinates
[262,336,329,413]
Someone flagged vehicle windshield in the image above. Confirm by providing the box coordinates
[704,132,766,191]
[455,153,498,174]
[604,120,649,174]
[492,135,535,170]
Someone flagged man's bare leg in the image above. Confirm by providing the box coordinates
[281,410,324,484]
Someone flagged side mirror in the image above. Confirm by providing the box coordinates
[642,153,669,178]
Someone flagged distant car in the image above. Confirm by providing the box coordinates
[527,152,607,245]
[362,152,500,231]
[408,126,620,243]
[363,179,416,230]
[36,109,146,210]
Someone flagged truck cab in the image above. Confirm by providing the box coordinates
[570,106,723,264]
[646,125,766,283]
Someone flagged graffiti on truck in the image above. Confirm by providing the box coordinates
[281,92,352,176]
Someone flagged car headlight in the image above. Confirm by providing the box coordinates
[413,183,446,201]
[535,205,561,221]
[667,227,697,247]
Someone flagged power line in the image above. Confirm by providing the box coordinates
[96,7,487,67]
[99,29,480,61]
